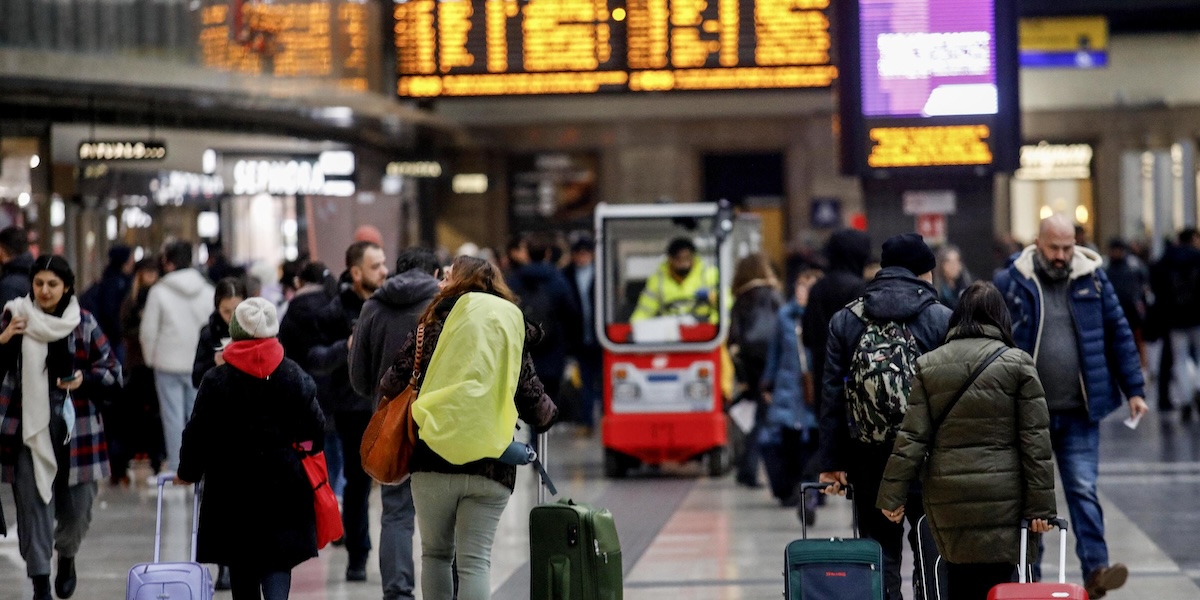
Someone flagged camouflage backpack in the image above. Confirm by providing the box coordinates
[844,299,921,444]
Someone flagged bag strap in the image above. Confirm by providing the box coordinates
[409,324,425,387]
[928,345,1009,445]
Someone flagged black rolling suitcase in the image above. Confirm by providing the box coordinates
[784,483,884,600]
[915,514,949,600]
[529,432,623,600]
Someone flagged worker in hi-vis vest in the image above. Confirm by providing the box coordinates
[631,237,720,323]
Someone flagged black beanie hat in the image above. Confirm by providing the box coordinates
[880,233,937,275]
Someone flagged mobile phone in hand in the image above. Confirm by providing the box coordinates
[59,373,79,383]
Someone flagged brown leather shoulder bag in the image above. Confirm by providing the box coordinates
[360,325,424,484]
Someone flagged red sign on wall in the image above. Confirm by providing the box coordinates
[915,213,947,245]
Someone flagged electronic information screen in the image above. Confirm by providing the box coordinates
[837,0,1018,175]
[394,0,838,97]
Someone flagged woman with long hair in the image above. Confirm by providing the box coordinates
[192,277,249,388]
[876,281,1056,599]
[0,255,122,600]
[379,255,557,600]
[728,253,783,489]
[933,245,973,310]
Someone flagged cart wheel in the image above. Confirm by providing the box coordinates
[706,446,728,478]
[604,449,629,479]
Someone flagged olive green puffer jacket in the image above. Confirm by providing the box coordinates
[876,325,1056,564]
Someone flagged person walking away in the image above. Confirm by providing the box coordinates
[0,255,122,600]
[379,256,557,600]
[932,245,972,310]
[992,215,1148,598]
[728,253,783,489]
[802,229,871,423]
[818,233,952,600]
[1148,228,1200,418]
[176,298,324,600]
[118,259,164,479]
[278,262,344,501]
[877,282,1057,600]
[562,237,602,435]
[760,268,823,516]
[506,234,580,420]
[0,226,34,305]
[308,241,388,582]
[349,247,441,600]
[1105,238,1150,368]
[139,241,214,481]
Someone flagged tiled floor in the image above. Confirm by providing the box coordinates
[2,410,1199,599]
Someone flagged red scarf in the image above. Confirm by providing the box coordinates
[222,338,285,379]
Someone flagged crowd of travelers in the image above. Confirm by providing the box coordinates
[0,212,1196,600]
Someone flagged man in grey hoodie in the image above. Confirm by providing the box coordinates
[349,247,441,600]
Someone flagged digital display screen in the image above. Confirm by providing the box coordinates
[394,0,836,97]
[859,0,996,118]
[837,0,1018,175]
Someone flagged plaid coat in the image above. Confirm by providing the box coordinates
[0,308,122,485]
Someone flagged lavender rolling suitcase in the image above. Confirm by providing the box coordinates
[126,474,213,600]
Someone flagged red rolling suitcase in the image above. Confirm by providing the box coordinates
[988,518,1088,600]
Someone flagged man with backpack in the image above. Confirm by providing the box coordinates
[818,233,952,600]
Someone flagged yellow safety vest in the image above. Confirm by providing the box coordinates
[631,260,720,323]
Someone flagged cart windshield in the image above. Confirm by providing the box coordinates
[599,214,726,347]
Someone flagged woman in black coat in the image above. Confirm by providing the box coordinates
[177,298,324,600]
[192,277,248,388]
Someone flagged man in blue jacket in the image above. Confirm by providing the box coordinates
[993,215,1148,599]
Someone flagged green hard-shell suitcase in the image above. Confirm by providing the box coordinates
[784,483,885,600]
[530,433,623,600]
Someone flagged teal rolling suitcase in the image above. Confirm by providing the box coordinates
[785,483,884,600]
[530,433,623,600]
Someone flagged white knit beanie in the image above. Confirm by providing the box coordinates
[229,297,279,340]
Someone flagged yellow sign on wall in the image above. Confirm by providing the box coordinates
[1019,16,1107,68]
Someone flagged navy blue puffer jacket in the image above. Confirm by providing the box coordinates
[992,246,1144,422]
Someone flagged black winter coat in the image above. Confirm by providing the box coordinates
[80,268,132,347]
[728,283,783,391]
[308,286,372,413]
[192,312,230,388]
[818,267,953,472]
[178,357,324,571]
[802,230,871,415]
[507,263,581,385]
[0,253,33,306]
[349,269,439,400]
[1150,244,1200,330]
[380,294,558,491]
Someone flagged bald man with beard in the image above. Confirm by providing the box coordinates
[993,215,1148,598]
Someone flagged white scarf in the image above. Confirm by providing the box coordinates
[5,296,81,504]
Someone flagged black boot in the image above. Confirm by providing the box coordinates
[215,565,232,590]
[32,574,51,600]
[55,556,77,599]
[346,553,368,582]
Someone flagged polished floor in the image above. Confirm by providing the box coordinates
[2,409,1199,600]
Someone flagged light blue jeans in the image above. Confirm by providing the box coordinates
[410,472,510,600]
[155,370,197,471]
[1037,412,1107,581]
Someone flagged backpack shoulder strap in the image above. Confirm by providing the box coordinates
[848,298,866,320]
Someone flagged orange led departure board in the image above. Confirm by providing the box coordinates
[394,0,836,97]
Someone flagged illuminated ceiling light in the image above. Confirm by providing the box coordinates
[50,199,66,227]
[612,7,627,21]
[29,155,40,169]
[1039,206,1053,220]
[318,150,356,176]
[1075,205,1090,224]
[17,193,31,207]
[202,149,217,175]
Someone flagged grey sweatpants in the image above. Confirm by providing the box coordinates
[12,446,98,577]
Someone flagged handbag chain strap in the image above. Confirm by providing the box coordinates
[409,324,425,387]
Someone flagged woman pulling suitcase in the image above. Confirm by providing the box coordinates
[380,255,557,600]
[876,281,1058,600]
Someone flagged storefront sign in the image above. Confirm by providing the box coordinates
[386,161,443,178]
[452,174,489,194]
[231,158,354,197]
[903,190,957,215]
[1019,16,1107,69]
[151,171,225,205]
[1014,142,1093,180]
[78,140,167,161]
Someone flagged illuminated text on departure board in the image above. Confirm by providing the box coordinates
[395,0,836,97]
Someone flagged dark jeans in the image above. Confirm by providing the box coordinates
[946,562,1015,600]
[229,567,291,600]
[848,441,924,600]
[336,410,373,565]
[576,349,603,428]
[762,427,818,502]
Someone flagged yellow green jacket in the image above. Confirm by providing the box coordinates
[631,260,720,323]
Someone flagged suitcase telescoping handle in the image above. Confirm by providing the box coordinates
[153,473,200,564]
[799,482,858,540]
[536,431,549,505]
[1017,517,1070,584]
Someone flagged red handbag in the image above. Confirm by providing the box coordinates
[297,446,344,550]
